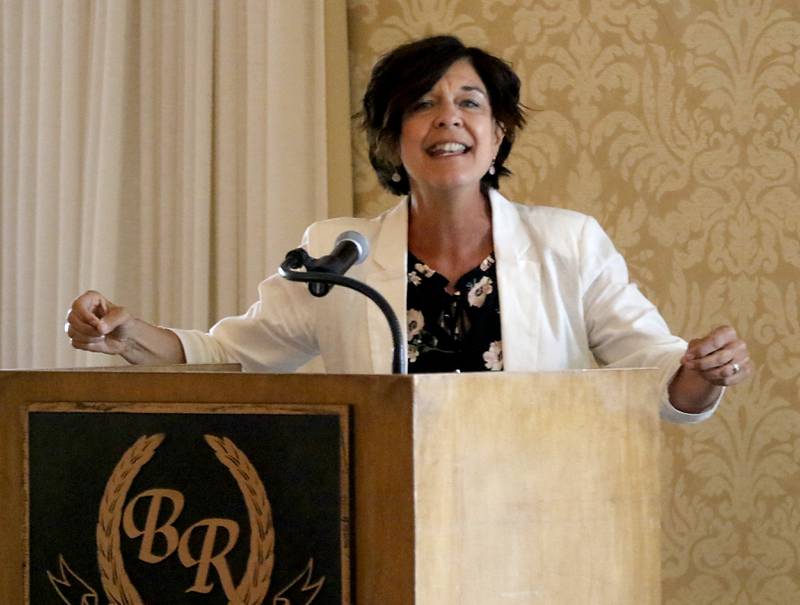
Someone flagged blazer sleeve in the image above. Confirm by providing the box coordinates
[579,216,720,423]
[171,230,320,373]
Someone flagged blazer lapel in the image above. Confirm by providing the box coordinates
[490,189,541,372]
[364,199,408,373]
[360,193,538,374]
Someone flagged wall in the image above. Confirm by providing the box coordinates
[347,1,800,602]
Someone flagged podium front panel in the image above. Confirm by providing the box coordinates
[413,370,661,605]
[26,403,348,605]
[1,371,416,605]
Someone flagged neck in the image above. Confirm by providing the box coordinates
[409,185,491,241]
[407,185,494,287]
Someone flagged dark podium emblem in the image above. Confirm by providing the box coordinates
[27,406,350,605]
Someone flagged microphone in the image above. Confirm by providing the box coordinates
[311,230,370,277]
[279,231,370,297]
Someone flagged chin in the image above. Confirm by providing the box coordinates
[416,171,484,192]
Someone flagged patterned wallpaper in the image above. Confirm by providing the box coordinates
[346,1,800,603]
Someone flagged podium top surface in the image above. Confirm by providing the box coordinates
[0,366,660,404]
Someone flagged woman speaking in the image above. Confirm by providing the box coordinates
[65,36,751,422]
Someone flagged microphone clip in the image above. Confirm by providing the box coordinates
[279,231,369,298]
[279,248,336,297]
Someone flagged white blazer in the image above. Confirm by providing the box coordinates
[175,190,717,423]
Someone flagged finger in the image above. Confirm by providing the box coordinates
[683,325,738,360]
[66,325,106,343]
[724,357,753,384]
[69,335,114,354]
[65,311,103,338]
[683,326,735,360]
[69,335,107,348]
[94,306,131,335]
[684,340,747,372]
[69,327,129,355]
[69,291,109,330]
[697,356,752,386]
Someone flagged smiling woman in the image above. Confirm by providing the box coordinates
[399,60,503,198]
[65,35,752,424]
[361,36,525,198]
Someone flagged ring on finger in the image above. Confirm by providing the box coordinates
[730,361,741,374]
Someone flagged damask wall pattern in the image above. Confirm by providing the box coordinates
[346,1,800,603]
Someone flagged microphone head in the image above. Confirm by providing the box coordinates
[335,230,370,265]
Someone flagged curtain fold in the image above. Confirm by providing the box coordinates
[0,0,349,369]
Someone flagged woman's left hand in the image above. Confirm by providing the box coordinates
[668,325,751,414]
[681,325,752,386]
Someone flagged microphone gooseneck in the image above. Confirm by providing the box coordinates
[279,231,407,374]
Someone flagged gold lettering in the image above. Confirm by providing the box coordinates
[122,488,184,564]
[177,518,240,599]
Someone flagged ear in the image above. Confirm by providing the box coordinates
[378,136,402,168]
[492,120,504,155]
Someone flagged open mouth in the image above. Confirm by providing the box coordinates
[426,142,471,157]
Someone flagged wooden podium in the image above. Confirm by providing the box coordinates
[0,368,660,604]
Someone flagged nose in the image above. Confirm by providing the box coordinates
[435,102,462,128]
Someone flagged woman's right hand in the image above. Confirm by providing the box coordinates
[65,290,186,364]
[65,290,134,356]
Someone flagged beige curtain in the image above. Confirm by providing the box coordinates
[0,0,350,368]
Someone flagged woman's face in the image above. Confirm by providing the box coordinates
[399,59,503,198]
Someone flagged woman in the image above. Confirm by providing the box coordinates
[66,36,751,422]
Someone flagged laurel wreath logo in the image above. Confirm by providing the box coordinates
[95,433,275,605]
[205,434,275,605]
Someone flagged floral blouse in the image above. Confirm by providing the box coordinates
[406,251,503,373]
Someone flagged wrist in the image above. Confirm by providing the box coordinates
[668,366,723,413]
[117,318,148,364]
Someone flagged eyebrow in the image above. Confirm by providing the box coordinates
[461,85,488,97]
[417,84,488,101]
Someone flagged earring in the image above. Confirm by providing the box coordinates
[488,161,496,176]
[391,170,402,183]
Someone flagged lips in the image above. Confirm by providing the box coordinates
[426,141,471,156]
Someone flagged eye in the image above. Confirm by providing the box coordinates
[460,98,480,108]
[410,99,433,112]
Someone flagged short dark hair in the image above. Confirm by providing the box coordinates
[361,35,526,196]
